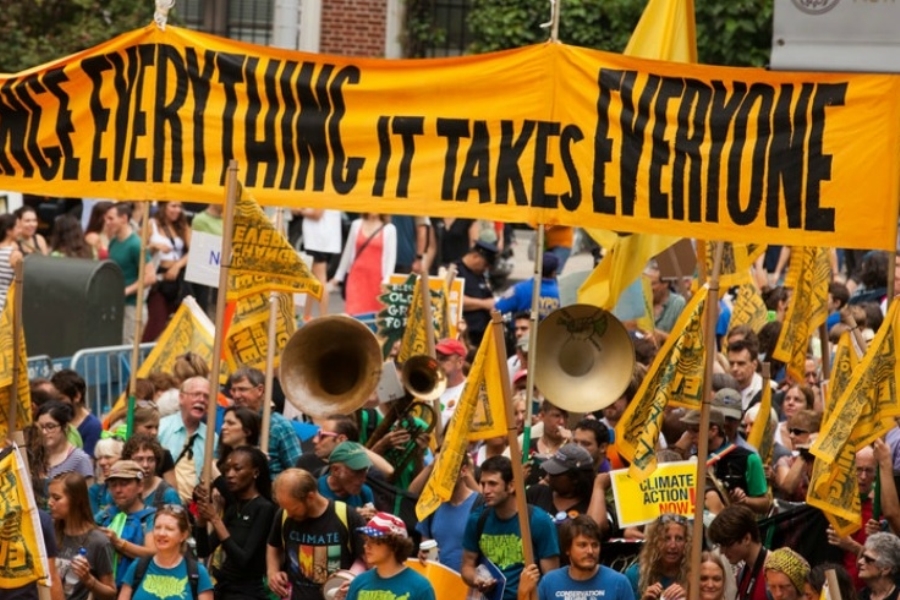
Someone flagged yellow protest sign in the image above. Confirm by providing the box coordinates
[616,285,707,480]
[0,283,31,438]
[405,559,469,600]
[728,283,769,335]
[223,292,296,372]
[0,447,49,589]
[773,247,831,382]
[747,379,775,465]
[0,25,898,249]
[228,192,322,302]
[610,461,698,527]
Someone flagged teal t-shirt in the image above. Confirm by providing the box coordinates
[123,556,213,600]
[346,566,435,600]
[108,232,148,306]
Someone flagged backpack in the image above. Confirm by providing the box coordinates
[132,552,200,600]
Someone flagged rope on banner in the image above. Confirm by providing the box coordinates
[155,0,176,30]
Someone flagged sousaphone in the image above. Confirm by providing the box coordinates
[534,304,635,413]
[280,315,383,418]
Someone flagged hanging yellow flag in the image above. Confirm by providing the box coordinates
[227,191,322,302]
[746,377,775,464]
[825,331,862,417]
[635,274,655,333]
[616,285,708,480]
[398,275,441,364]
[808,301,900,536]
[772,247,831,382]
[415,330,507,520]
[698,243,766,288]
[578,0,695,310]
[223,291,296,373]
[0,446,49,589]
[0,282,31,439]
[728,283,769,337]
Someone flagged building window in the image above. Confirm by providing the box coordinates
[178,0,273,45]
[424,0,472,57]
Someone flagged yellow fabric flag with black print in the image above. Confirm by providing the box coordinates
[415,330,507,520]
[697,243,766,288]
[223,291,297,373]
[808,301,900,536]
[0,446,49,589]
[227,191,322,302]
[728,283,769,337]
[825,331,862,417]
[772,247,831,382]
[0,282,31,439]
[746,377,775,464]
[616,285,708,481]
[398,276,437,364]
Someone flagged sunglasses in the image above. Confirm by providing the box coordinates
[861,553,878,565]
[315,430,340,439]
[788,428,809,436]
[660,514,688,525]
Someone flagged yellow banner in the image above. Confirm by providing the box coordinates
[808,301,900,536]
[0,283,32,438]
[415,330,507,521]
[0,25,899,249]
[747,377,775,465]
[616,285,708,480]
[397,276,440,364]
[223,292,296,373]
[610,461,698,527]
[772,247,831,382]
[228,192,321,302]
[728,283,769,335]
[379,274,462,360]
[0,447,49,588]
[698,243,765,287]
[825,332,861,416]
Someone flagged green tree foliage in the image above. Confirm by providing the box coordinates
[0,1,155,73]
[467,0,773,67]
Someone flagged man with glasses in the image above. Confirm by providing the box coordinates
[229,366,302,478]
[827,445,879,588]
[297,415,394,478]
[318,441,377,519]
[158,376,217,502]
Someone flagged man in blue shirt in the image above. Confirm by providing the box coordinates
[495,252,561,320]
[317,442,376,519]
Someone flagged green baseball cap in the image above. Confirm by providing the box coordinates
[329,441,372,471]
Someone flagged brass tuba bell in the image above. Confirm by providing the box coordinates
[534,304,635,413]
[280,315,383,418]
[400,355,448,402]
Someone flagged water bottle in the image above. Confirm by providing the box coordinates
[65,548,87,592]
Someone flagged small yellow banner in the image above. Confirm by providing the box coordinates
[223,292,296,373]
[0,447,49,589]
[616,285,708,481]
[610,461,698,527]
[228,192,322,302]
[729,283,769,335]
[0,283,31,438]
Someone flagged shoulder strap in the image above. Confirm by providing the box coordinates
[356,224,386,258]
[185,552,200,600]
[132,556,153,592]
[335,501,352,554]
[175,432,199,464]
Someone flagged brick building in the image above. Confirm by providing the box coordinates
[180,0,470,57]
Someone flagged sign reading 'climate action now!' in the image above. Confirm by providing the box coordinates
[1,25,899,248]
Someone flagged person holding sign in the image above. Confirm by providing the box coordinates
[519,516,634,600]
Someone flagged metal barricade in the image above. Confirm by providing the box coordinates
[26,355,56,380]
[69,343,156,417]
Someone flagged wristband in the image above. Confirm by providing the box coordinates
[415,254,424,259]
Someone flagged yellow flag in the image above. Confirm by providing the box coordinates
[0,283,31,439]
[415,330,507,520]
[616,285,708,480]
[228,191,322,302]
[728,283,769,336]
[698,243,766,288]
[808,301,900,536]
[223,291,297,373]
[772,247,831,382]
[635,274,655,333]
[0,446,49,588]
[398,276,435,363]
[746,378,775,464]
[825,332,861,417]
[107,297,217,417]
[578,0,695,309]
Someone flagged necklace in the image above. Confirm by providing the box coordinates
[236,495,260,520]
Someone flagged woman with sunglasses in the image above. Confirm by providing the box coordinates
[625,514,691,600]
[858,533,900,600]
[48,472,116,600]
[119,504,214,600]
[775,385,815,451]
[195,447,275,600]
[773,410,821,501]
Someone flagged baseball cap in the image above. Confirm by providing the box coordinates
[712,388,743,420]
[541,444,595,475]
[472,240,498,266]
[106,459,144,481]
[541,252,560,277]
[680,408,725,427]
[435,338,467,358]
[357,512,408,539]
[513,369,528,385]
[329,441,372,471]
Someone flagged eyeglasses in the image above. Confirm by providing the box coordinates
[788,428,809,436]
[315,430,340,439]
[181,390,210,399]
[861,553,879,564]
[38,423,61,432]
[857,467,877,476]
[230,386,259,394]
